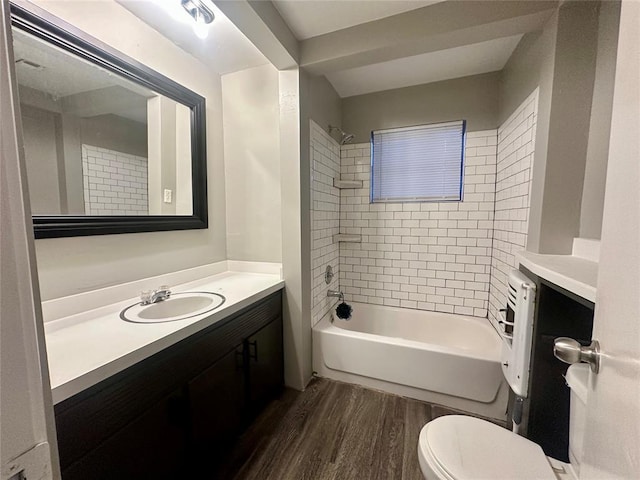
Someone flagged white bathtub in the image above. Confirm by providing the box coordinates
[312,302,508,420]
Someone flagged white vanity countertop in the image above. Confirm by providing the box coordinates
[45,270,284,404]
[517,251,597,302]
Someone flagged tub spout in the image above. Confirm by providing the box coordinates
[327,289,344,302]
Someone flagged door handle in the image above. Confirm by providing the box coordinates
[553,337,601,373]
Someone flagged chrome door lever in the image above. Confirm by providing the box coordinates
[553,337,601,373]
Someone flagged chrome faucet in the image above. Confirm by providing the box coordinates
[141,285,171,305]
[327,289,344,302]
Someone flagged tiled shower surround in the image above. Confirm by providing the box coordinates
[339,131,497,317]
[488,89,539,330]
[310,91,538,324]
[310,121,341,326]
[82,144,148,215]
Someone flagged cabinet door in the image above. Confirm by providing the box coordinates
[247,317,284,415]
[188,345,245,459]
[528,282,594,461]
[61,388,188,480]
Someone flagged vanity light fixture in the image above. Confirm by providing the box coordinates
[181,0,214,39]
[181,0,214,23]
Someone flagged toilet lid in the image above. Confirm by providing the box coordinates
[421,415,556,480]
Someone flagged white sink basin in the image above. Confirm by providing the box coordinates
[120,292,225,323]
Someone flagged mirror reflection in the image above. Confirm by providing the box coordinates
[13,27,193,217]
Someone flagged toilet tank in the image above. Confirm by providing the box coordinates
[565,363,589,475]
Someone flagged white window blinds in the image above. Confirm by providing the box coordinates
[371,120,465,203]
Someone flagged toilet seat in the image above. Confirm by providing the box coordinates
[418,415,557,480]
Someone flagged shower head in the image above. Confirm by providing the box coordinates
[328,125,356,145]
[341,133,355,145]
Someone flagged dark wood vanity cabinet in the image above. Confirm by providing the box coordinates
[189,346,246,452]
[246,317,284,416]
[60,387,189,479]
[54,290,283,479]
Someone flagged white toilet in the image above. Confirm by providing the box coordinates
[418,363,589,480]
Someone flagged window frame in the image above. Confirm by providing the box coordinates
[369,120,466,204]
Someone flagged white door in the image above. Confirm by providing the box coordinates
[581,1,640,478]
[0,1,60,478]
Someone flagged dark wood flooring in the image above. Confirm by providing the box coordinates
[213,378,479,480]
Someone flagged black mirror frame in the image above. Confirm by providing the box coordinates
[10,2,208,239]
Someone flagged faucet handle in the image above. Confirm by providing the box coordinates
[140,290,152,305]
[159,284,171,292]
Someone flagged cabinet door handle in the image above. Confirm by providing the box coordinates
[249,341,258,361]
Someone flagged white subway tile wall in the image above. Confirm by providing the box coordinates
[488,89,539,331]
[82,144,148,215]
[310,121,341,326]
[339,130,498,317]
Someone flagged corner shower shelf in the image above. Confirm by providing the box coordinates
[333,234,362,243]
[333,178,363,189]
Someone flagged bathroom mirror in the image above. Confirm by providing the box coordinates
[10,2,207,238]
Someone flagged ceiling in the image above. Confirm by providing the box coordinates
[117,0,269,75]
[13,28,151,123]
[116,0,554,99]
[13,28,132,98]
[273,0,442,40]
[276,0,554,98]
[326,34,523,98]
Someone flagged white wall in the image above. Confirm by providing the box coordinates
[338,133,497,318]
[222,64,282,262]
[280,68,312,390]
[502,2,610,255]
[579,0,620,240]
[20,105,63,215]
[310,120,341,326]
[30,0,226,300]
[536,1,599,254]
[499,10,557,256]
[343,72,500,144]
[488,89,538,332]
[582,2,639,476]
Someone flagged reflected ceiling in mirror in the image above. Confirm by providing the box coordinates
[10,2,207,238]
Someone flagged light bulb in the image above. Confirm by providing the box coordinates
[180,0,214,39]
[193,20,209,40]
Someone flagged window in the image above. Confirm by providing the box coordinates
[370,120,466,203]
